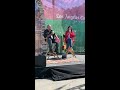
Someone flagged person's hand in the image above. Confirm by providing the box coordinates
[67,32,70,36]
[55,34,57,37]
[47,34,51,38]
[68,29,71,32]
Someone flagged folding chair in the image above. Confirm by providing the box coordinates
[63,37,76,58]
[66,47,76,58]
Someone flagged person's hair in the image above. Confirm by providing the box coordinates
[47,24,51,28]
[67,26,73,32]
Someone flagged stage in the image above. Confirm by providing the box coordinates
[35,55,85,81]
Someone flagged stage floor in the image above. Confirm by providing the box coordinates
[35,55,85,81]
[46,55,85,67]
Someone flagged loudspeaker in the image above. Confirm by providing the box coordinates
[62,53,67,59]
[35,55,46,67]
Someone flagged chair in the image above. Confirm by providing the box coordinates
[45,38,59,59]
[66,47,76,58]
[63,37,76,58]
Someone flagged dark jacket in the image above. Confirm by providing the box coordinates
[52,33,56,43]
[43,29,53,39]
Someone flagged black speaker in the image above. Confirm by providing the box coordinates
[35,55,46,67]
[62,53,67,59]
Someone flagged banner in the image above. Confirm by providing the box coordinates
[37,0,85,53]
[41,0,85,20]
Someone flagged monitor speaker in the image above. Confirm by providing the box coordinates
[35,55,46,67]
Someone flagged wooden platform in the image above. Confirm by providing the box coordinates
[47,57,80,64]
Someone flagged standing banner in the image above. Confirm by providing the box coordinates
[35,0,47,55]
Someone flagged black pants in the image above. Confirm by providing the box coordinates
[53,42,58,54]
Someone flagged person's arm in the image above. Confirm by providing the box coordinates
[70,31,75,38]
[43,30,47,38]
[65,31,70,38]
[47,34,52,38]
[47,30,53,38]
[71,31,76,43]
[43,30,48,41]
[65,31,67,37]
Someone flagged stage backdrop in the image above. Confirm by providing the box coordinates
[38,0,85,54]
